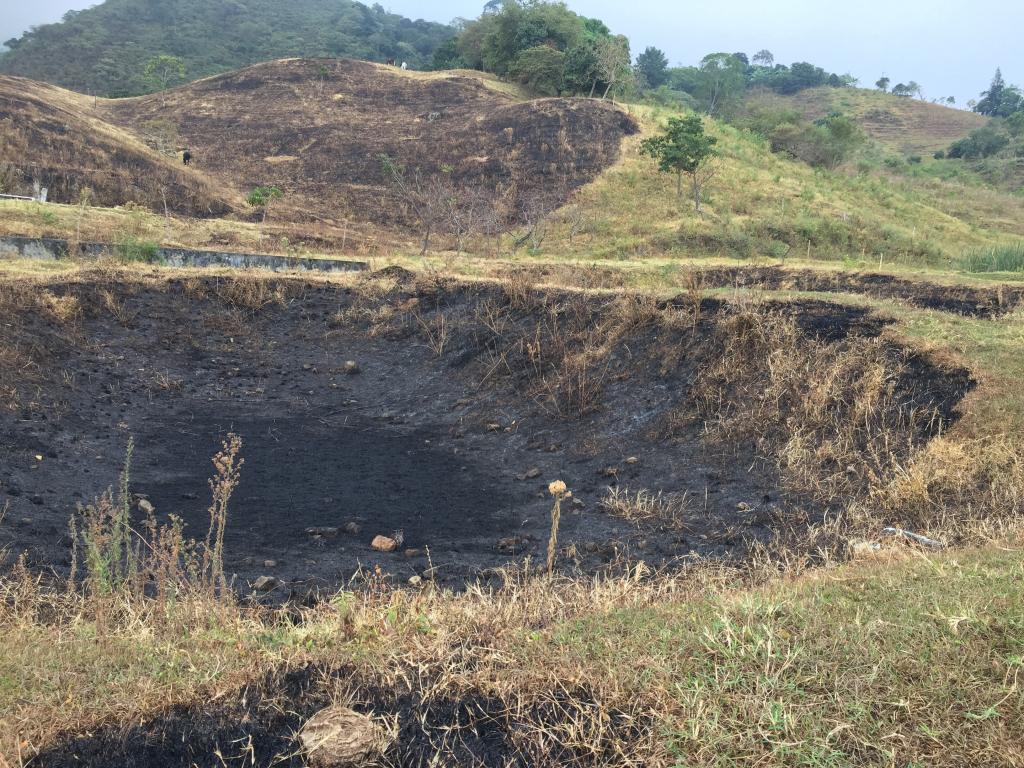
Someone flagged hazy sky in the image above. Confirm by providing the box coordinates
[3,0,1021,105]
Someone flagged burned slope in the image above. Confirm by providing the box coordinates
[0,270,973,596]
[0,76,235,216]
[102,58,638,226]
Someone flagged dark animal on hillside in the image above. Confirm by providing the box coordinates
[182,149,192,166]
[386,59,396,67]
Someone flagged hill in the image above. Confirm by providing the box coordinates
[764,86,988,156]
[0,75,235,217]
[0,59,637,233]
[0,0,453,97]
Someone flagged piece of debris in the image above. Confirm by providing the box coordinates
[599,466,619,478]
[137,498,155,515]
[408,575,423,587]
[263,559,278,568]
[882,527,945,549]
[486,422,502,432]
[252,576,279,592]
[299,705,389,768]
[519,467,542,480]
[371,535,398,553]
[625,456,639,465]
[343,360,361,375]
[736,501,753,512]
[306,527,340,538]
[342,522,361,536]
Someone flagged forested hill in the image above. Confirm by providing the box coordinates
[0,0,453,97]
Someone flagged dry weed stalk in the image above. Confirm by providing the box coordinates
[547,481,569,575]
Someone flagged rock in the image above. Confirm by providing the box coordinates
[598,466,619,478]
[138,498,155,515]
[736,502,753,512]
[408,575,423,587]
[486,422,502,432]
[299,705,388,768]
[403,548,422,559]
[263,559,278,568]
[343,360,361,375]
[371,535,398,553]
[307,527,340,538]
[519,467,542,480]
[625,456,640,465]
[252,576,279,592]
[497,535,532,554]
[342,522,361,536]
[571,498,585,510]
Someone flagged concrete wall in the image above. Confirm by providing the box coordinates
[0,236,368,274]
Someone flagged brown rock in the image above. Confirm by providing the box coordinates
[299,705,388,768]
[497,535,532,554]
[403,548,422,559]
[252,576,279,592]
[371,535,398,553]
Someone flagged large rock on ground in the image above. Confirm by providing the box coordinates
[299,705,388,767]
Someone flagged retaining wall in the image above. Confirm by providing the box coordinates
[0,236,368,273]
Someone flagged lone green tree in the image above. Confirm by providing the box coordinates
[875,76,890,92]
[246,186,284,240]
[640,114,718,212]
[143,54,186,96]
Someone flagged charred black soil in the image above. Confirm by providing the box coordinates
[0,270,973,596]
[695,265,1024,317]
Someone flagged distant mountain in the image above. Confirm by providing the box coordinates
[0,0,454,97]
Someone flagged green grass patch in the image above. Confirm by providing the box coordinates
[960,243,1024,274]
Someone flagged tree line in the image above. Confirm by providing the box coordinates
[0,0,453,97]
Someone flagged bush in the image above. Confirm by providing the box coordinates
[933,150,946,160]
[115,235,160,263]
[948,125,1011,159]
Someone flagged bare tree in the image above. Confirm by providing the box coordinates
[378,155,457,256]
[596,36,631,100]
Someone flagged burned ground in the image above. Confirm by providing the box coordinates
[102,59,637,227]
[0,270,973,598]
[694,265,1024,317]
[32,663,647,768]
[0,59,637,231]
[0,76,234,217]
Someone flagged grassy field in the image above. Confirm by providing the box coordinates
[2,539,1021,765]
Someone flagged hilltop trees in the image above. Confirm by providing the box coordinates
[641,115,718,211]
[432,1,631,99]
[975,68,1024,117]
[0,0,453,96]
[635,46,669,88]
[876,77,890,92]
[694,53,747,116]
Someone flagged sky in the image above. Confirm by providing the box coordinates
[3,0,1021,105]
